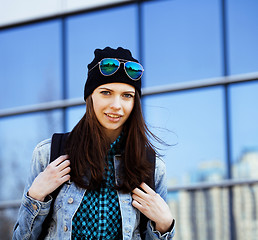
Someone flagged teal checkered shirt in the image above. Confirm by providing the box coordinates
[72,136,122,239]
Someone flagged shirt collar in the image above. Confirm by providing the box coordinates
[110,133,122,150]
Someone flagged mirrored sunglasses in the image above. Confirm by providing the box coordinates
[89,58,144,81]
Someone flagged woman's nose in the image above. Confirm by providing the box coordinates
[110,96,122,109]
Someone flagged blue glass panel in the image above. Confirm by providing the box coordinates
[229,81,258,179]
[143,0,222,87]
[0,208,18,239]
[67,5,138,99]
[0,111,63,201]
[168,187,231,240]
[67,105,86,132]
[0,20,62,109]
[143,87,226,186]
[227,0,258,74]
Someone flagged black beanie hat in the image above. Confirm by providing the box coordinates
[84,47,142,101]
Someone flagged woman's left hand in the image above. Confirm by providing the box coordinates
[132,182,173,234]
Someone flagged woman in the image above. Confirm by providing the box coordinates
[13,47,175,239]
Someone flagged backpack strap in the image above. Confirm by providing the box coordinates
[50,133,69,162]
[38,133,69,239]
[139,147,156,239]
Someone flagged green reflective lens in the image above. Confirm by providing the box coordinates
[124,61,143,80]
[99,58,120,76]
[97,58,143,80]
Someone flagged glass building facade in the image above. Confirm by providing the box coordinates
[0,0,258,239]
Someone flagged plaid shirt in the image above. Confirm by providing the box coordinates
[72,136,122,240]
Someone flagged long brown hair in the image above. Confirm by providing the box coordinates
[66,91,157,193]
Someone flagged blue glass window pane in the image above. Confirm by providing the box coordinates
[227,0,258,74]
[0,111,63,202]
[232,183,258,238]
[143,87,226,186]
[67,106,85,132]
[0,20,62,109]
[0,208,18,239]
[168,187,231,240]
[229,81,258,179]
[67,5,138,99]
[143,0,222,87]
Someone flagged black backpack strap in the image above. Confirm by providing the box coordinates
[50,133,69,162]
[38,133,69,239]
[139,148,156,239]
[145,148,156,190]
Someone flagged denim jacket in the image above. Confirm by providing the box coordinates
[13,139,175,240]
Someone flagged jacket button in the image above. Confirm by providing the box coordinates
[64,226,68,232]
[68,198,74,204]
[31,203,37,210]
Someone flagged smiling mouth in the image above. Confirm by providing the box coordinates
[105,113,122,118]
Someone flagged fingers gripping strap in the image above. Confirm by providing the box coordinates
[38,132,69,240]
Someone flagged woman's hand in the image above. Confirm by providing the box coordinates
[132,182,173,234]
[28,155,71,202]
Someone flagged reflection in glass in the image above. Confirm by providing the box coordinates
[67,106,86,132]
[143,0,222,87]
[0,111,63,202]
[0,110,63,238]
[168,187,230,240]
[143,87,226,186]
[229,81,258,179]
[0,208,19,240]
[168,182,258,240]
[227,0,258,74]
[233,183,258,239]
[0,20,62,109]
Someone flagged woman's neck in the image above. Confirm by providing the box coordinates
[104,128,122,143]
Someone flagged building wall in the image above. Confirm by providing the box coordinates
[0,0,128,26]
[0,0,258,239]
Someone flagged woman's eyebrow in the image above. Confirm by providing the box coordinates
[124,91,135,94]
[98,87,113,91]
[98,88,135,94]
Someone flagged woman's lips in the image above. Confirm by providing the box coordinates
[105,113,122,122]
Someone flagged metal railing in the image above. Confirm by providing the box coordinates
[1,71,258,118]
[1,178,258,210]
[167,178,258,192]
[168,179,258,240]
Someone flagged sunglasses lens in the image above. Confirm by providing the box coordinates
[125,61,143,80]
[99,58,120,76]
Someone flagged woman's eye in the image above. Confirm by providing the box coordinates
[123,93,134,99]
[100,91,111,95]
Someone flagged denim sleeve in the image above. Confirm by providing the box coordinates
[145,157,175,240]
[12,139,53,240]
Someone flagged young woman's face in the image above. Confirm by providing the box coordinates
[91,82,135,139]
